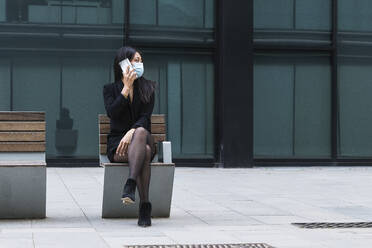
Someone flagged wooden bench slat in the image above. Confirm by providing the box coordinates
[0,142,46,152]
[151,124,166,134]
[0,112,45,121]
[100,134,106,144]
[0,132,45,142]
[100,144,107,154]
[100,123,110,134]
[151,115,165,124]
[153,134,166,143]
[99,123,166,135]
[99,114,165,124]
[0,122,45,131]
[99,115,110,124]
[100,133,165,144]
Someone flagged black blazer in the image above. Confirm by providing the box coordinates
[103,79,155,162]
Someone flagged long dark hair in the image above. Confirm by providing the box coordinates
[113,46,156,103]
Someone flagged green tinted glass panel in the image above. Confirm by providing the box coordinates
[129,0,214,45]
[61,57,110,157]
[12,57,61,157]
[112,0,125,24]
[205,0,214,28]
[138,54,214,159]
[10,55,114,159]
[339,0,372,32]
[254,63,294,156]
[0,59,10,110]
[158,0,204,28]
[254,0,331,30]
[294,63,331,156]
[339,59,372,156]
[5,0,122,25]
[167,62,182,157]
[254,0,293,29]
[182,63,206,154]
[295,0,331,30]
[254,55,331,158]
[0,0,5,22]
[130,0,156,25]
[4,0,124,160]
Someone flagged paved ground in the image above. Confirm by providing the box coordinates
[0,167,372,248]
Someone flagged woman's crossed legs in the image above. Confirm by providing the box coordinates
[113,127,155,203]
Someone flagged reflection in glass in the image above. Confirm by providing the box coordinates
[3,0,124,160]
[2,0,215,162]
[55,107,78,156]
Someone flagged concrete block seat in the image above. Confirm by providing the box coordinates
[98,114,175,218]
[0,112,46,219]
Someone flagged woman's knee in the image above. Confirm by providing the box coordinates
[133,127,149,141]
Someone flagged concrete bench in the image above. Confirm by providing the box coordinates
[99,114,175,218]
[0,112,47,219]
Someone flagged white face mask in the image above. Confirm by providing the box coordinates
[132,62,144,78]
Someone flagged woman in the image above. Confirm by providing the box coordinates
[103,46,156,227]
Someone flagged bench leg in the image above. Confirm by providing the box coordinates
[102,165,175,218]
[0,166,46,219]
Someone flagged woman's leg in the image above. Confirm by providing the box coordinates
[114,127,156,203]
[113,152,128,162]
[137,145,151,203]
[115,154,150,202]
[127,127,148,180]
[126,127,155,202]
[138,134,156,202]
[114,150,137,204]
[137,135,155,227]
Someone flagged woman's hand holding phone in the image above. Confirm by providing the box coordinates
[121,66,137,97]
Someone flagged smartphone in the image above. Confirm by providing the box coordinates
[119,58,134,74]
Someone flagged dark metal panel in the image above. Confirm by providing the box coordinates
[214,0,222,167]
[125,0,130,46]
[216,0,253,168]
[331,0,339,159]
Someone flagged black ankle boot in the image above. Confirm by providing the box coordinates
[121,178,136,205]
[138,202,152,227]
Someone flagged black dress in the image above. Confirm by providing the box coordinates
[103,78,156,162]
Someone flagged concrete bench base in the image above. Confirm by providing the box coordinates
[0,163,46,219]
[101,163,175,218]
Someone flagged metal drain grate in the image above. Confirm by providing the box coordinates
[292,222,372,229]
[123,244,274,248]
